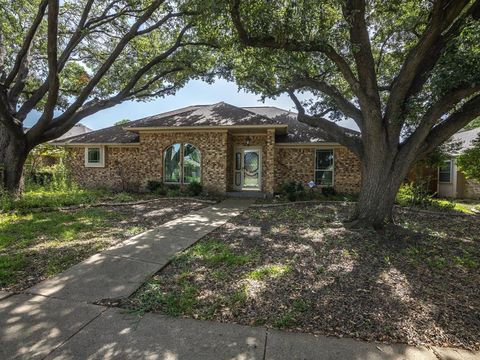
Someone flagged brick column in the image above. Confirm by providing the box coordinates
[264,129,276,196]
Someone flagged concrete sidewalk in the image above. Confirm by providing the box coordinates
[27,199,253,303]
[1,294,478,360]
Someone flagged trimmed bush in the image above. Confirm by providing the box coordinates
[321,186,336,197]
[281,181,306,202]
[186,181,203,196]
[147,180,163,192]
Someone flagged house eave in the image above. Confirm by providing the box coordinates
[124,124,288,133]
[275,142,341,147]
[54,142,140,147]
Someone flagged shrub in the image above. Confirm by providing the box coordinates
[155,186,167,196]
[147,180,163,192]
[321,186,336,196]
[186,181,203,196]
[396,182,433,208]
[281,181,306,202]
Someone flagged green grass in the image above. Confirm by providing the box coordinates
[130,277,199,316]
[0,187,151,213]
[0,207,127,289]
[175,238,255,267]
[246,264,292,280]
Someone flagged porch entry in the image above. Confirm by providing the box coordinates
[233,147,262,191]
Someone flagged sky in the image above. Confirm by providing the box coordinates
[24,78,357,131]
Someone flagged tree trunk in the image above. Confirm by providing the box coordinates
[0,127,28,195]
[353,156,408,229]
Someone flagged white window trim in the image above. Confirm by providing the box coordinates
[314,148,335,187]
[438,159,453,184]
[85,146,105,168]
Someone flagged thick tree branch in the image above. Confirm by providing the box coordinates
[385,0,476,136]
[343,0,381,116]
[229,0,364,101]
[398,85,480,164]
[45,0,166,126]
[4,0,48,88]
[26,0,60,146]
[16,0,96,120]
[288,90,363,158]
[289,77,364,129]
[420,94,480,155]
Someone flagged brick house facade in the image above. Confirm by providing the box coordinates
[58,103,362,195]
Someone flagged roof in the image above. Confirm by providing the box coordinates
[57,123,92,140]
[54,102,331,145]
[244,107,331,143]
[25,123,92,141]
[126,102,285,128]
[452,127,480,153]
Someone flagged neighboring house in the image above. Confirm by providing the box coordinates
[437,127,480,199]
[24,123,92,140]
[56,123,93,140]
[53,102,361,195]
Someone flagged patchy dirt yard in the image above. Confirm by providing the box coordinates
[0,199,207,292]
[126,203,480,350]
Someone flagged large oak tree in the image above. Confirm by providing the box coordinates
[0,0,213,194]
[208,0,480,228]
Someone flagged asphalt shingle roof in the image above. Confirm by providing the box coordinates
[55,102,331,144]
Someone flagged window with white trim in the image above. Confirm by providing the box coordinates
[164,143,201,184]
[85,147,105,167]
[439,160,452,183]
[315,149,334,186]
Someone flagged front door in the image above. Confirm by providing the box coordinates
[234,148,261,191]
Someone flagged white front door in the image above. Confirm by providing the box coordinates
[233,148,262,191]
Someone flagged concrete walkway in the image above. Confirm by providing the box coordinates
[27,199,253,303]
[1,295,478,360]
[1,199,478,359]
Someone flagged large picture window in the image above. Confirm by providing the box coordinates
[315,149,334,186]
[439,160,452,183]
[164,143,201,184]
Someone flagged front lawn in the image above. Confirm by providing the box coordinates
[0,197,207,291]
[127,203,480,350]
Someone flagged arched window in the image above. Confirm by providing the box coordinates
[164,143,201,184]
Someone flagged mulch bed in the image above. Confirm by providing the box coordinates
[127,203,480,350]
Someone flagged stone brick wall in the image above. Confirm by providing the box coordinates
[66,146,142,190]
[333,146,363,194]
[274,146,362,194]
[66,131,362,195]
[66,131,229,193]
[137,131,228,193]
[274,147,315,192]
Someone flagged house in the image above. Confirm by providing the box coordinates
[25,123,92,140]
[436,127,480,199]
[54,102,362,195]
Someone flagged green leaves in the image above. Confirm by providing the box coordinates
[457,134,480,181]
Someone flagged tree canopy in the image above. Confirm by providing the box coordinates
[0,0,216,192]
[203,0,480,226]
[0,0,215,144]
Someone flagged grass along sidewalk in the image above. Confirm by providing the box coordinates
[0,197,207,292]
[126,203,480,350]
